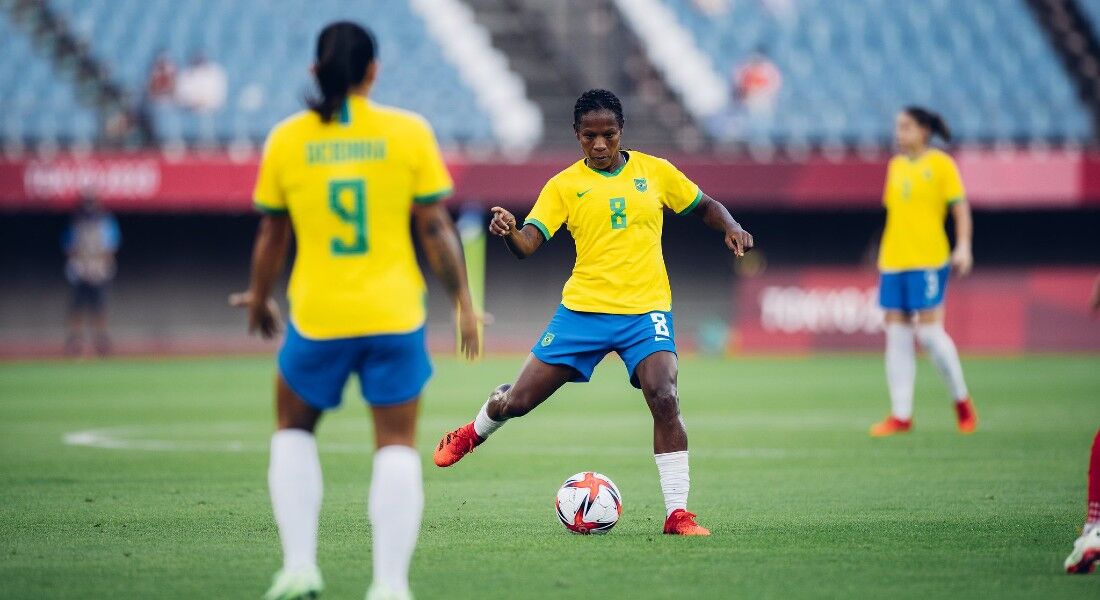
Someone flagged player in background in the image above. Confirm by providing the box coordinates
[62,191,120,357]
[434,89,754,536]
[1063,277,1100,574]
[869,107,977,437]
[232,22,480,600]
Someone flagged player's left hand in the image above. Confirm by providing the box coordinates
[229,290,282,339]
[950,244,973,277]
[725,227,754,258]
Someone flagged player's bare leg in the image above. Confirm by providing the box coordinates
[266,375,324,600]
[915,308,976,434]
[635,351,709,536]
[91,309,111,357]
[871,310,916,436]
[434,354,573,467]
[367,399,422,599]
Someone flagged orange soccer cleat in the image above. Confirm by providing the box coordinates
[663,509,710,536]
[433,422,483,467]
[869,415,912,437]
[955,397,978,434]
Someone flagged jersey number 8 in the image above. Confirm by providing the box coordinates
[329,179,368,255]
[610,197,627,230]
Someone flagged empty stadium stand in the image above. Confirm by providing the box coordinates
[47,0,496,147]
[0,9,98,146]
[659,0,1094,146]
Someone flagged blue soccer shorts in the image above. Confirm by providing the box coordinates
[278,322,432,410]
[878,264,950,313]
[531,304,677,389]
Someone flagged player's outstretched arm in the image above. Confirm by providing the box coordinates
[691,194,754,257]
[230,215,291,339]
[413,202,481,360]
[489,206,544,259]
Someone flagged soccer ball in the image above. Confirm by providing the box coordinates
[555,471,623,534]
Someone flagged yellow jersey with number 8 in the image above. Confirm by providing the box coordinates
[879,148,965,272]
[253,96,453,339]
[524,150,702,314]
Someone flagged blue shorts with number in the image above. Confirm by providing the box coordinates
[879,264,950,313]
[531,304,677,389]
[278,321,432,410]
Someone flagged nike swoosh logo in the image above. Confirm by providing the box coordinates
[577,189,593,198]
[654,336,670,342]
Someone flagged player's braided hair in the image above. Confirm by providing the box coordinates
[307,21,376,123]
[904,106,952,143]
[573,89,625,130]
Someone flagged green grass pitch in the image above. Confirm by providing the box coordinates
[1,354,1098,598]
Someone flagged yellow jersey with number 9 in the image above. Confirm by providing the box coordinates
[524,150,702,314]
[878,148,965,272]
[253,96,453,339]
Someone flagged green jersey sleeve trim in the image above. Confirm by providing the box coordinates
[413,188,453,205]
[524,218,552,241]
[254,202,289,216]
[946,196,965,206]
[678,189,703,215]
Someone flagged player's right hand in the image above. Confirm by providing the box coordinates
[457,304,482,361]
[489,206,517,237]
[229,290,282,339]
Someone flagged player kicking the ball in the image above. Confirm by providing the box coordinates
[434,89,754,536]
[235,22,479,600]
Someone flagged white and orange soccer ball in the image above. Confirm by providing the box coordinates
[555,471,623,534]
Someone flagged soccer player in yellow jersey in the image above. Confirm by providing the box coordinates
[869,107,977,438]
[232,22,479,600]
[434,90,755,536]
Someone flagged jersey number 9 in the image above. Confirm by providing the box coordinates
[329,179,368,255]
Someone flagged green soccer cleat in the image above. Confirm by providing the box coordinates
[1065,527,1100,574]
[264,566,324,600]
[365,583,413,600]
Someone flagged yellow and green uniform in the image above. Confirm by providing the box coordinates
[253,96,452,339]
[878,148,965,272]
[524,150,702,314]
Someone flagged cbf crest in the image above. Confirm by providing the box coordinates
[634,178,648,192]
[540,332,555,347]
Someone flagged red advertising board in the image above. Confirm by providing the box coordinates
[2,149,1100,212]
[735,268,1100,353]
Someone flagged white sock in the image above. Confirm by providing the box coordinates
[472,386,510,439]
[269,429,323,571]
[916,323,969,401]
[654,451,690,517]
[369,445,423,595]
[885,323,917,421]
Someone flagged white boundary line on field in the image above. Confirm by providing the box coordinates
[61,426,795,458]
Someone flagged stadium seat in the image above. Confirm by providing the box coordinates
[48,0,494,147]
[0,11,100,146]
[658,0,1093,145]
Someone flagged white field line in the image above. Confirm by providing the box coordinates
[61,425,795,458]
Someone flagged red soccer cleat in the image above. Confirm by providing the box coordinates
[869,415,912,437]
[663,509,710,536]
[955,397,977,434]
[433,422,483,467]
